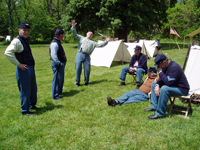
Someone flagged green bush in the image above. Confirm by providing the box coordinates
[0,36,5,42]
[2,40,11,45]
[63,34,76,43]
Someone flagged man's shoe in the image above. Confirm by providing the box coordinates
[107,96,117,106]
[118,82,125,86]
[60,92,67,96]
[136,82,140,89]
[85,83,91,86]
[29,106,38,110]
[131,81,137,85]
[148,114,164,119]
[53,97,63,100]
[75,83,80,87]
[22,112,34,116]
[144,108,156,111]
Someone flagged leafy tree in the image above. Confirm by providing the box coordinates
[61,0,168,41]
[164,0,200,39]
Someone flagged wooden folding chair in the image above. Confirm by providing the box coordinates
[168,95,192,119]
[168,45,200,119]
[130,72,145,84]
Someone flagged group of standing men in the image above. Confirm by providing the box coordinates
[4,21,110,115]
[5,21,190,119]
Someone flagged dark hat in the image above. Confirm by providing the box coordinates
[88,29,94,34]
[19,22,30,29]
[135,45,142,50]
[55,29,64,36]
[147,66,157,74]
[154,54,167,67]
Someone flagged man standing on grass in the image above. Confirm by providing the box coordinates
[144,54,190,119]
[71,20,111,87]
[49,29,67,100]
[5,22,37,116]
[107,67,158,106]
[118,45,147,89]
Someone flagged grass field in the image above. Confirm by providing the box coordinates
[0,41,200,149]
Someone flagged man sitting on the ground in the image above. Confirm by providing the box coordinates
[118,45,147,89]
[108,67,158,106]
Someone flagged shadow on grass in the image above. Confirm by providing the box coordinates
[111,61,129,68]
[62,89,83,98]
[35,102,64,115]
[89,79,108,85]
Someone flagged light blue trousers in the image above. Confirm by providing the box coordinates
[75,51,91,84]
[51,61,66,99]
[16,65,37,113]
[150,81,187,116]
[116,90,149,105]
[119,67,145,82]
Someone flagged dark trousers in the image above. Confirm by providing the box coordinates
[16,65,37,113]
[51,61,66,99]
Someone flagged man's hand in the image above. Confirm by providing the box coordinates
[129,67,135,72]
[154,85,160,96]
[106,36,111,42]
[72,20,77,27]
[157,66,162,73]
[18,64,27,71]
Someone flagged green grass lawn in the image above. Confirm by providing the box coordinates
[0,42,200,149]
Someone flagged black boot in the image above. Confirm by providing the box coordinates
[107,96,117,106]
[136,82,140,89]
[118,81,125,86]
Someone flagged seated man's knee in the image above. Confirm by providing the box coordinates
[160,85,169,93]
[122,67,129,72]
[151,81,156,89]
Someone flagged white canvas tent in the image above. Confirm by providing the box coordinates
[184,45,200,94]
[6,35,11,41]
[169,45,200,118]
[141,40,163,58]
[125,40,163,58]
[124,40,143,56]
[91,40,131,68]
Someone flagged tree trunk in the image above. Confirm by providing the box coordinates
[7,0,14,40]
[117,28,128,42]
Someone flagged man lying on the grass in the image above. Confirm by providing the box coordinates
[107,67,159,106]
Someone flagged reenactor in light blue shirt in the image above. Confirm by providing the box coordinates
[71,20,111,87]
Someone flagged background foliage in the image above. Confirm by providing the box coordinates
[0,0,200,42]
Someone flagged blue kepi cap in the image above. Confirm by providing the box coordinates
[19,22,30,29]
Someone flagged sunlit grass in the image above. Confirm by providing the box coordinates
[0,42,199,149]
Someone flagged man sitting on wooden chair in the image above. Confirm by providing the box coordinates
[144,54,190,119]
[118,45,147,89]
[108,67,158,106]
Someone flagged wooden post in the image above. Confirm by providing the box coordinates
[169,26,171,50]
[176,40,180,50]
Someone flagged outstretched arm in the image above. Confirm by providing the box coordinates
[72,20,77,27]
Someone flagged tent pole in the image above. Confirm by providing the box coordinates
[182,45,191,70]
[176,40,180,50]
[169,26,171,50]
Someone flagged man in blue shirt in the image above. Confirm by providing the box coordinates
[49,29,67,100]
[144,54,190,119]
[118,45,147,89]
